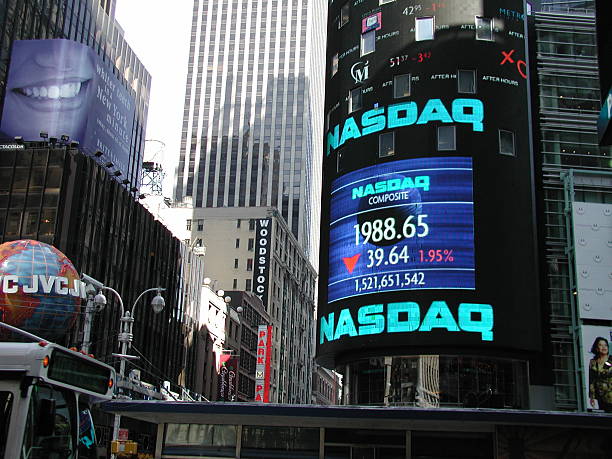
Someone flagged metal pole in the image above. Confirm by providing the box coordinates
[111,312,130,459]
[81,295,95,354]
[99,286,124,459]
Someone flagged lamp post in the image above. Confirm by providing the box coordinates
[81,274,165,457]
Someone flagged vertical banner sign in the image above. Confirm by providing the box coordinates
[253,219,272,307]
[217,354,239,401]
[264,325,272,403]
[580,325,612,413]
[255,325,272,402]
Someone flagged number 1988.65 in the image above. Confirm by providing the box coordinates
[354,215,429,245]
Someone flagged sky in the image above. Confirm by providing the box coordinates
[115,0,193,195]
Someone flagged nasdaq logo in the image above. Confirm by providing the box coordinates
[351,176,430,199]
[320,301,494,343]
[326,98,484,156]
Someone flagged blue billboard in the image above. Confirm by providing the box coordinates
[328,157,475,303]
[0,39,135,176]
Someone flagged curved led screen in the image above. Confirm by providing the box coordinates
[328,156,475,303]
[316,0,542,367]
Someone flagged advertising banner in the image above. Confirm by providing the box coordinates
[253,219,272,307]
[0,39,135,177]
[217,354,239,402]
[254,325,272,402]
[580,325,612,413]
[572,202,612,320]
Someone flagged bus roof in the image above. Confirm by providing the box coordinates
[0,340,115,399]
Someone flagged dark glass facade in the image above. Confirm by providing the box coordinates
[532,9,611,411]
[344,356,528,408]
[0,142,195,394]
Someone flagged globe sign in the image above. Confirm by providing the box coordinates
[0,240,84,341]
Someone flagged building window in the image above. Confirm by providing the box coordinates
[438,126,456,151]
[337,148,346,173]
[361,30,375,56]
[339,2,349,28]
[393,74,411,98]
[379,132,395,157]
[349,87,362,113]
[248,238,254,251]
[475,16,493,41]
[457,69,476,94]
[246,279,252,291]
[499,130,515,156]
[331,53,339,76]
[234,258,239,269]
[197,219,203,231]
[249,219,255,230]
[415,17,434,41]
[186,219,192,230]
[233,279,238,289]
[235,238,240,248]
[236,219,241,228]
[247,258,253,271]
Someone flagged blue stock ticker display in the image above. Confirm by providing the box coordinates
[328,157,475,303]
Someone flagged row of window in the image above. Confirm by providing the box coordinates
[187,218,259,232]
[345,69,477,116]
[336,127,516,172]
[336,14,494,61]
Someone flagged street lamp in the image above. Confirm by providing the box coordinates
[80,274,165,457]
[95,286,165,452]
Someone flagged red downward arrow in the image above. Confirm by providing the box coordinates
[342,253,361,274]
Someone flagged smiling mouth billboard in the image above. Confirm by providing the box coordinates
[0,39,135,177]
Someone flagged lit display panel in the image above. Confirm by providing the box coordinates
[328,157,474,303]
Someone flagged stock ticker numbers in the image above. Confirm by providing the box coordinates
[401,1,447,16]
[328,157,476,302]
[389,51,431,67]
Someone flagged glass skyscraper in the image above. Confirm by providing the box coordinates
[173,0,325,254]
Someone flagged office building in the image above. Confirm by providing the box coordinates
[226,290,271,401]
[532,6,611,412]
[182,206,317,404]
[172,0,326,257]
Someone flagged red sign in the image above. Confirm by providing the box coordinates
[255,325,272,402]
[118,428,129,441]
[218,354,239,401]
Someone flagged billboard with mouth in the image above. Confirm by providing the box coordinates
[0,39,135,178]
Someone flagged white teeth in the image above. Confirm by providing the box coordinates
[59,83,72,98]
[18,82,83,100]
[48,86,60,99]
